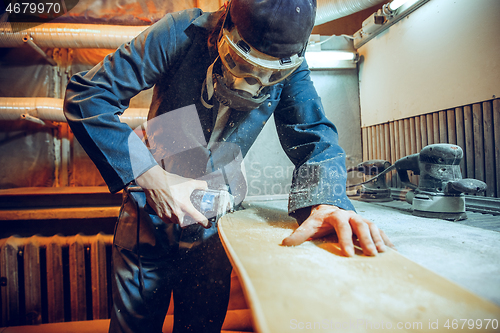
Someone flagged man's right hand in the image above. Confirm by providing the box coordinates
[135,165,209,228]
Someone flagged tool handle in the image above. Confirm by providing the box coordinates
[446,179,487,195]
[395,154,419,189]
[347,160,391,175]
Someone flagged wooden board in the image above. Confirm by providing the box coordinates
[219,203,500,333]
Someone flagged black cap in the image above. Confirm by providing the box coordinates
[230,0,316,58]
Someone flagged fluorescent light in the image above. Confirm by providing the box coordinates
[306,51,357,61]
[389,0,408,11]
[389,0,420,11]
[305,51,358,69]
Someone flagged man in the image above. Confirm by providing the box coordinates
[64,0,394,332]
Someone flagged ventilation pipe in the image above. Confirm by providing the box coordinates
[0,97,148,128]
[0,0,387,49]
[0,23,148,49]
[0,1,387,125]
[316,0,387,26]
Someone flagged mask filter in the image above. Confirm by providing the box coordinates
[221,65,262,97]
[201,57,270,112]
[213,73,269,111]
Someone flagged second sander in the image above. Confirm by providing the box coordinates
[395,144,486,220]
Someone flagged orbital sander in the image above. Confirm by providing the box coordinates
[347,160,393,202]
[351,144,487,220]
[396,144,486,220]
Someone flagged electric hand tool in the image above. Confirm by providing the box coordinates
[347,160,392,202]
[184,188,235,227]
[397,144,486,220]
[348,144,487,220]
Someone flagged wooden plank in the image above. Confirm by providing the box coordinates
[473,103,485,192]
[389,122,397,187]
[219,205,500,333]
[383,123,391,185]
[439,110,448,143]
[393,121,401,188]
[433,112,440,143]
[366,126,372,160]
[405,118,414,183]
[369,126,374,160]
[426,114,434,145]
[379,124,385,162]
[375,125,381,160]
[0,206,120,221]
[399,120,406,160]
[420,115,427,148]
[409,118,416,154]
[404,119,411,155]
[409,118,417,184]
[362,127,368,162]
[455,107,466,178]
[447,109,456,145]
[483,101,495,197]
[415,116,422,153]
[413,117,422,188]
[398,120,405,188]
[384,123,390,163]
[494,99,500,197]
[464,105,474,179]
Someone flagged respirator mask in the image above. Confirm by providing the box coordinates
[202,26,304,112]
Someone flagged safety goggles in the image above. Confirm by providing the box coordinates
[218,27,304,86]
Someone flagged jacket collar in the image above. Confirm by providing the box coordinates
[191,10,223,31]
[187,10,224,60]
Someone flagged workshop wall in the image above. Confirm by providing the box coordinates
[362,98,500,198]
[357,0,500,198]
[357,0,500,126]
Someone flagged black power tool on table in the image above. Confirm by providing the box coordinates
[347,160,393,202]
[364,144,487,220]
[348,144,487,220]
[396,144,486,220]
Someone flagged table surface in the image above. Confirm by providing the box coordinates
[219,201,500,333]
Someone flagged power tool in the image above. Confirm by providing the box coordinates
[347,160,392,202]
[184,188,235,227]
[349,144,487,220]
[396,144,486,220]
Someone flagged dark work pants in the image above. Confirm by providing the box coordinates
[108,188,232,333]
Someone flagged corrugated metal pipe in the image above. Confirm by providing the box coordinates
[316,0,387,25]
[0,0,387,49]
[0,97,148,128]
[0,23,147,49]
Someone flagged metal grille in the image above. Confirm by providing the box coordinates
[0,234,113,327]
[361,98,500,198]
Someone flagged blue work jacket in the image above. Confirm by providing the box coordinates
[64,8,355,220]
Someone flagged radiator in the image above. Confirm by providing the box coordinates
[0,234,113,327]
[361,98,500,198]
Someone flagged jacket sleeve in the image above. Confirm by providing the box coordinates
[274,60,355,222]
[63,9,201,193]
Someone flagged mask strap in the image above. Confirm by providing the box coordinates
[201,56,219,109]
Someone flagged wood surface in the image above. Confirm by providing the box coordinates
[219,203,500,333]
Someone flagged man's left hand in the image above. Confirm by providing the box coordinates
[282,205,395,257]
